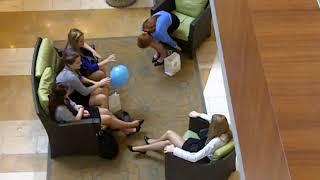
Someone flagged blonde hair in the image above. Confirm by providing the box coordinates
[65,28,84,53]
[137,33,152,48]
[206,114,232,144]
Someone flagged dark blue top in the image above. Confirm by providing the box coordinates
[151,11,177,48]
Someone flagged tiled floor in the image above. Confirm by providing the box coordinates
[0,0,153,12]
[0,1,240,179]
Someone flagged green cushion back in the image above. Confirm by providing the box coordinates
[175,0,208,18]
[172,11,195,41]
[183,130,200,140]
[213,140,235,160]
[35,38,59,78]
[38,67,55,113]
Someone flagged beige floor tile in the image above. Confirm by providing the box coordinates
[23,0,51,11]
[129,0,154,8]
[0,172,46,180]
[0,154,47,172]
[0,48,33,75]
[2,136,37,154]
[36,135,48,154]
[0,9,149,48]
[52,0,81,10]
[0,76,39,121]
[0,136,3,154]
[80,0,112,9]
[0,120,46,137]
[0,0,23,12]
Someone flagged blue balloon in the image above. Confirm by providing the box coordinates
[110,65,129,87]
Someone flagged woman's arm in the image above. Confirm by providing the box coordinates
[81,76,97,85]
[189,111,212,122]
[97,54,116,67]
[74,107,84,121]
[83,42,102,59]
[171,138,225,162]
[71,75,109,96]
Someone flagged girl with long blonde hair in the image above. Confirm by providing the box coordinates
[128,111,232,162]
[66,28,116,81]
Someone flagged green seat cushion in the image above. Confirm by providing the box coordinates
[38,67,55,113]
[213,140,235,160]
[35,38,60,78]
[175,0,208,18]
[183,130,200,140]
[172,11,195,41]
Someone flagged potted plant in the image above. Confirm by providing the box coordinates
[106,0,137,8]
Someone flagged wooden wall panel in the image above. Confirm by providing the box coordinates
[213,0,290,179]
[253,11,320,180]
[248,0,318,11]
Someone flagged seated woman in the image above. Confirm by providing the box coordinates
[137,33,168,66]
[49,84,144,135]
[128,111,232,163]
[56,49,110,108]
[66,28,116,81]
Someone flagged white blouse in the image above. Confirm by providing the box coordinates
[172,113,226,162]
[173,137,225,162]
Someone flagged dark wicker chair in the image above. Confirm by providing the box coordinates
[165,117,236,180]
[31,37,101,158]
[151,0,212,58]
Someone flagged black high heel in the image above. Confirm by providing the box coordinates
[127,145,146,154]
[144,136,151,145]
[154,60,164,66]
[152,53,160,63]
[136,119,144,133]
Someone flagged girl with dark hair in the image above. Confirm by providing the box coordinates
[128,111,232,163]
[49,84,144,135]
[66,28,116,81]
[56,49,110,108]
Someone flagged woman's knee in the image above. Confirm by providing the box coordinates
[166,130,174,135]
[101,115,112,123]
[89,70,106,81]
[99,107,110,115]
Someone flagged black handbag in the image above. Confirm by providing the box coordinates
[96,129,119,159]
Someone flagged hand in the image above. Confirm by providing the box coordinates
[164,144,175,153]
[76,105,84,110]
[175,45,182,52]
[189,111,200,118]
[83,110,90,117]
[106,54,116,63]
[99,77,111,86]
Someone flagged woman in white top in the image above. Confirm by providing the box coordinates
[127,111,232,162]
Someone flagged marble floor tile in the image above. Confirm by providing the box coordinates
[0,154,47,172]
[23,0,51,11]
[2,136,37,154]
[0,172,46,180]
[0,9,149,48]
[36,135,48,154]
[0,0,23,12]
[0,76,38,120]
[52,0,81,10]
[0,120,45,137]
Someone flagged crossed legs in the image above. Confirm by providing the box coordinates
[132,130,185,152]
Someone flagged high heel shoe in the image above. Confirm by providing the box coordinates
[144,136,151,145]
[127,145,146,154]
[152,53,160,63]
[136,119,145,133]
[154,60,164,66]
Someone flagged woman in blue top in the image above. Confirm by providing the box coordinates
[66,28,116,81]
[142,10,181,66]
